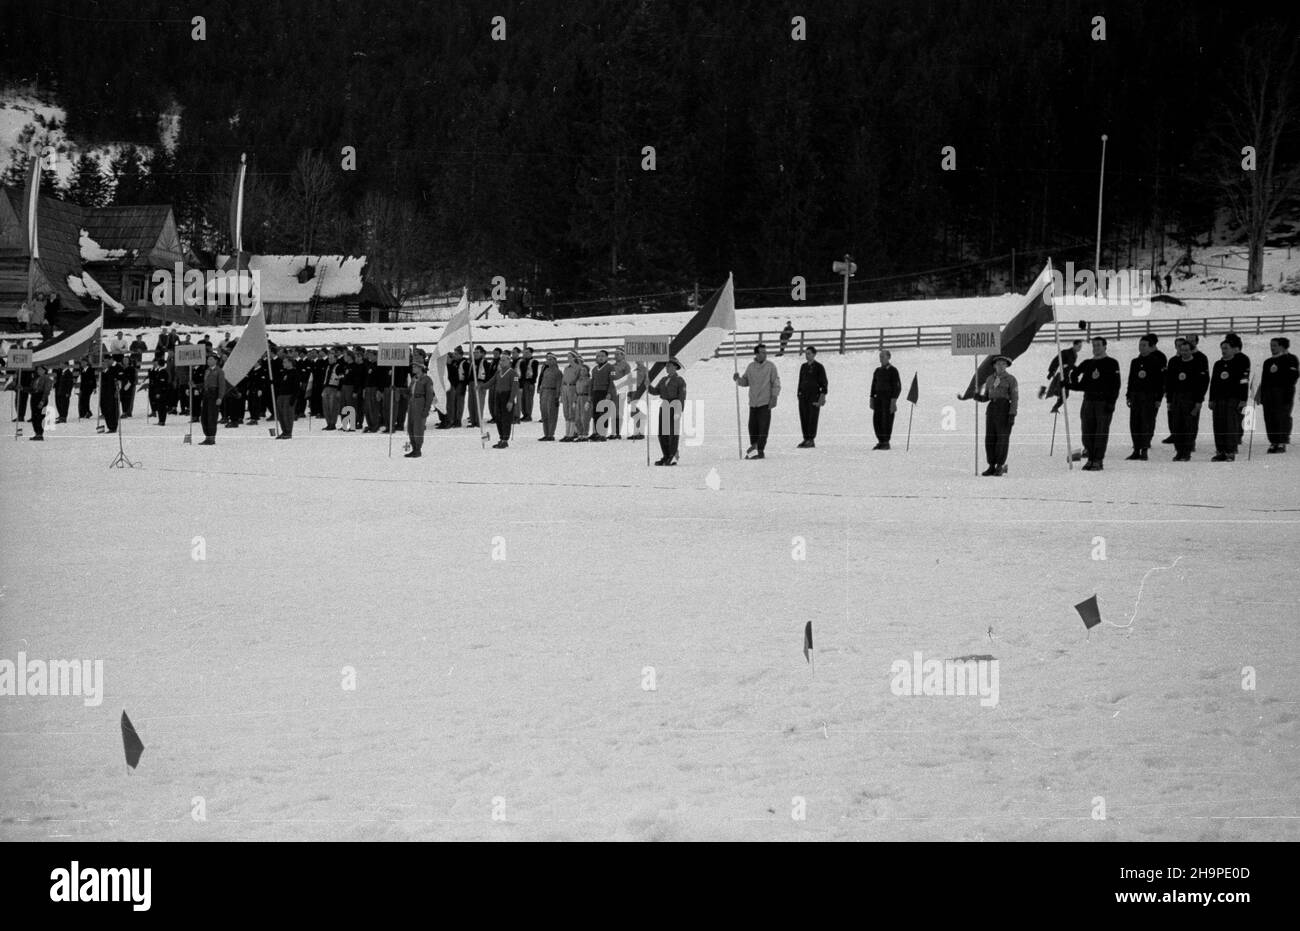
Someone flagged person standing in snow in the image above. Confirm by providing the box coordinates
[1071,336,1122,471]
[489,353,519,448]
[1208,333,1250,462]
[974,355,1017,475]
[648,358,687,465]
[405,356,435,457]
[779,321,794,356]
[869,349,902,450]
[589,350,614,440]
[28,364,51,441]
[537,351,563,441]
[1257,336,1298,453]
[733,343,781,459]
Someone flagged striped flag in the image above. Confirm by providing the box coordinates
[24,154,40,260]
[221,299,267,386]
[958,263,1055,399]
[430,288,472,414]
[647,273,735,384]
[32,310,103,366]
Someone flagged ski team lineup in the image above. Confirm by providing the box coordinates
[8,269,1299,474]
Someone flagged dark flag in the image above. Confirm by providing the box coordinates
[958,263,1055,399]
[906,373,919,404]
[803,621,813,663]
[1074,595,1102,631]
[121,711,145,769]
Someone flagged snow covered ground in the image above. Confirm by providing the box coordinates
[1,335,1296,841]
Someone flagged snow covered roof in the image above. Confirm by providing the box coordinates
[65,269,124,311]
[213,254,371,303]
[79,228,127,262]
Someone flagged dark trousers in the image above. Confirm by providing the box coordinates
[120,385,135,416]
[150,390,168,425]
[539,389,559,438]
[30,398,45,436]
[522,382,536,419]
[340,386,357,426]
[747,404,772,452]
[491,393,512,440]
[1128,394,1160,450]
[363,387,382,431]
[1262,393,1294,445]
[396,388,410,431]
[295,389,307,417]
[1168,398,1200,456]
[100,393,119,433]
[591,395,613,437]
[658,403,680,460]
[407,403,428,451]
[1080,397,1115,462]
[78,388,93,419]
[449,385,466,425]
[476,385,490,424]
[55,391,71,421]
[17,389,28,421]
[276,395,296,437]
[201,392,220,439]
[1211,401,1243,454]
[798,396,821,441]
[984,399,1012,466]
[608,391,621,435]
[322,387,342,428]
[872,403,896,444]
[310,389,323,418]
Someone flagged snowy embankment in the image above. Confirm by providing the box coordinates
[1,333,1295,841]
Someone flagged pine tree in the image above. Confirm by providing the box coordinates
[66,153,109,207]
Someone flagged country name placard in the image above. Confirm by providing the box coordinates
[950,324,1001,356]
[377,343,410,366]
[623,336,672,364]
[6,349,33,370]
[175,345,207,367]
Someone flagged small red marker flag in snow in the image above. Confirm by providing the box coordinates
[1074,595,1102,631]
[803,622,813,663]
[121,711,145,769]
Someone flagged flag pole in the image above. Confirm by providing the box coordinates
[732,330,742,459]
[1047,259,1075,470]
[466,289,487,449]
[1246,375,1256,460]
[387,363,396,458]
[906,401,914,451]
[973,354,980,475]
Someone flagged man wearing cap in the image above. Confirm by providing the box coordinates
[648,358,687,465]
[1256,336,1298,453]
[199,353,224,444]
[1165,337,1207,461]
[560,351,585,441]
[733,343,781,459]
[796,346,828,448]
[1070,336,1121,470]
[488,353,519,448]
[1125,333,1165,460]
[537,351,563,440]
[405,356,435,457]
[589,350,614,440]
[1208,333,1251,461]
[869,348,902,450]
[975,355,1017,475]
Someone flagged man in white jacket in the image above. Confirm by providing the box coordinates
[733,343,781,459]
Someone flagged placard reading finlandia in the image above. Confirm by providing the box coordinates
[175,345,207,367]
[623,336,672,364]
[377,343,410,366]
[950,324,1002,356]
[6,349,33,370]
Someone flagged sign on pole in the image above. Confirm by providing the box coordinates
[623,336,671,364]
[7,349,33,370]
[950,324,1001,356]
[175,345,207,367]
[378,342,410,366]
[832,259,858,276]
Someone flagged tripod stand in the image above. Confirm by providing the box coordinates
[108,416,137,469]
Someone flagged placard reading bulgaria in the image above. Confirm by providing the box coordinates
[377,343,410,366]
[6,349,33,370]
[950,324,1001,356]
[623,336,672,364]
[175,345,207,367]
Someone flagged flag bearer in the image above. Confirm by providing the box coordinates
[733,343,781,459]
[648,358,687,465]
[976,355,1017,475]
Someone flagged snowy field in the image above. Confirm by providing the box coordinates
[1,335,1296,841]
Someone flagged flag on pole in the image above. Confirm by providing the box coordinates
[221,298,267,386]
[24,155,41,261]
[230,153,247,256]
[430,288,472,414]
[647,273,736,383]
[1074,595,1103,631]
[803,621,813,663]
[906,373,919,404]
[32,310,103,366]
[120,711,145,769]
[958,263,1055,399]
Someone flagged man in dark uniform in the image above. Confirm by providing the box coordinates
[308,348,327,419]
[1044,339,1082,413]
[869,349,902,450]
[1257,336,1298,453]
[199,354,224,444]
[445,347,469,428]
[274,354,299,439]
[1164,337,1207,461]
[796,345,828,448]
[99,357,123,433]
[589,349,614,441]
[975,355,1018,475]
[28,364,51,440]
[54,361,75,423]
[1125,334,1165,460]
[1071,336,1121,470]
[77,358,96,419]
[518,346,538,422]
[1208,333,1250,461]
[488,354,518,448]
[467,346,489,428]
[148,357,171,426]
[364,349,385,432]
[648,358,687,465]
[1163,333,1211,446]
[119,358,138,418]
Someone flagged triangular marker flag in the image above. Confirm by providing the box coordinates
[1074,595,1102,630]
[906,373,919,404]
[803,621,813,663]
[121,711,145,769]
